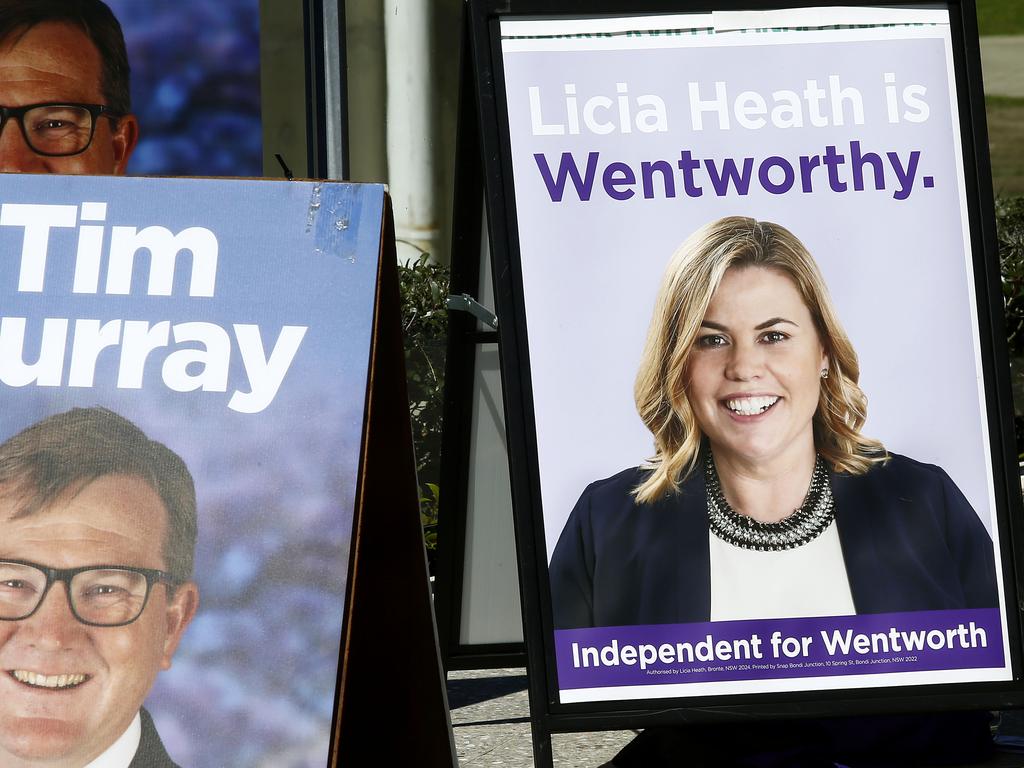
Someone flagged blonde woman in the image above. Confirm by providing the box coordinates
[550,216,997,629]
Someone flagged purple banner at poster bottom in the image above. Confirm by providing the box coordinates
[555,609,1003,690]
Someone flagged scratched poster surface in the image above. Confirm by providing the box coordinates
[495,9,1014,703]
[0,175,383,766]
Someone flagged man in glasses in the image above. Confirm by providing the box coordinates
[0,407,198,767]
[0,0,138,174]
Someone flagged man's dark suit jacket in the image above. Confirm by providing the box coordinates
[129,708,180,768]
[550,453,999,629]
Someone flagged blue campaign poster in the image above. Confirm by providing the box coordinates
[0,175,383,767]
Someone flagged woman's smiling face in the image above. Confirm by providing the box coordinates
[685,265,827,472]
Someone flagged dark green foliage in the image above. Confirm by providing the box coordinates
[1000,196,1024,356]
[997,196,1024,457]
[397,254,450,568]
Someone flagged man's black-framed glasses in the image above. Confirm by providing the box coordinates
[0,103,122,157]
[0,559,180,627]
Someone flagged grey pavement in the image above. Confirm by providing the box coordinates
[446,668,1024,767]
[448,667,635,766]
[981,36,1024,98]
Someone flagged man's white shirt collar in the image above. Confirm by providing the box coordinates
[83,712,141,768]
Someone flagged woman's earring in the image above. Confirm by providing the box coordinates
[820,368,829,379]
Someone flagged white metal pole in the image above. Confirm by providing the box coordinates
[384,0,439,263]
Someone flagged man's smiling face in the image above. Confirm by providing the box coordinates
[0,475,196,767]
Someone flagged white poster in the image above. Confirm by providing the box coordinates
[497,8,1012,704]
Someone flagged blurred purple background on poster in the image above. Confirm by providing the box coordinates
[107,0,262,177]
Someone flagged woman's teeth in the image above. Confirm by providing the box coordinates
[726,396,779,416]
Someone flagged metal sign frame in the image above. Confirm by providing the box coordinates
[466,1,1024,764]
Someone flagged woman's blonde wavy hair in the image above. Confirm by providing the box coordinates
[633,216,886,504]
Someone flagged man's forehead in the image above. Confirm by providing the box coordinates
[0,475,169,567]
[0,472,163,512]
[0,21,104,102]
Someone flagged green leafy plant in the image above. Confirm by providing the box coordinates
[397,253,450,570]
[420,482,440,553]
[999,196,1024,354]
[997,195,1024,458]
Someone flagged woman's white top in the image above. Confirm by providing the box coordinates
[709,520,856,621]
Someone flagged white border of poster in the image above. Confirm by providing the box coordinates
[496,7,1014,705]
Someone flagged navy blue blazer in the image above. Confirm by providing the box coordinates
[549,454,999,629]
[129,708,180,768]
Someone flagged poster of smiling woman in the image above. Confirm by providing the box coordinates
[467,0,1024,728]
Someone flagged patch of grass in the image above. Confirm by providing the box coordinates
[977,0,1024,36]
[987,95,1024,195]
[987,95,1024,108]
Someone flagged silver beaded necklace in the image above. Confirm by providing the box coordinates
[705,451,835,551]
